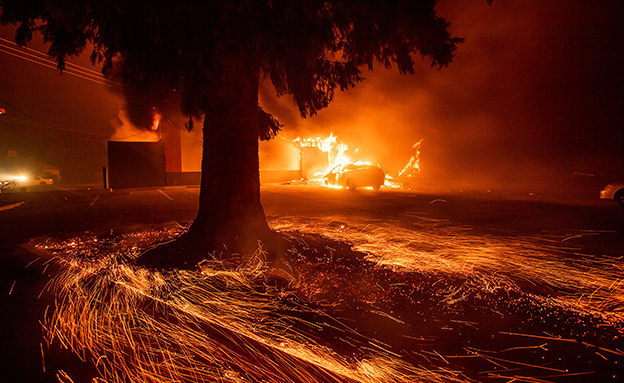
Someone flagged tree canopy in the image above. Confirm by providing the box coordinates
[1,0,465,260]
[1,0,462,123]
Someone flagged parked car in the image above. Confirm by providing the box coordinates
[600,182,624,207]
[0,179,16,193]
[323,163,385,190]
[0,175,53,192]
[18,175,54,187]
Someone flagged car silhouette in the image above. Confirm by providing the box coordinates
[600,182,624,207]
[1,175,54,192]
[21,175,54,186]
[323,163,385,190]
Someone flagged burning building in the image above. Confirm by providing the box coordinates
[106,110,202,189]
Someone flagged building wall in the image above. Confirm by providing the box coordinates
[107,141,166,189]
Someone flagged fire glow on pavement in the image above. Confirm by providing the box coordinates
[36,227,468,383]
[34,215,622,382]
[272,215,624,326]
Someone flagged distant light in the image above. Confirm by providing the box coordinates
[0,108,5,114]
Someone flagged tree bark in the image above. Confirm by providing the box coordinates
[184,30,273,255]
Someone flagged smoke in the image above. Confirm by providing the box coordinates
[109,108,161,142]
[258,0,624,195]
[259,70,442,179]
[123,97,158,131]
[106,54,173,143]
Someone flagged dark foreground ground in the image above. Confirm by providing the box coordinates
[1,184,623,382]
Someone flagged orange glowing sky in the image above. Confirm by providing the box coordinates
[1,0,623,188]
[259,0,624,189]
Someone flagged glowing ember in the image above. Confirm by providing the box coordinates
[272,215,624,326]
[37,228,468,383]
[33,215,623,382]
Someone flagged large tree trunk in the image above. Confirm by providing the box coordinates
[139,15,284,269]
[184,31,273,255]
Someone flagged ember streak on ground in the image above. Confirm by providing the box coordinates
[35,214,622,383]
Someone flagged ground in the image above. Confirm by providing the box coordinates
[1,184,623,382]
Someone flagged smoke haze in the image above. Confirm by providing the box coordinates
[259,0,624,193]
[2,0,623,193]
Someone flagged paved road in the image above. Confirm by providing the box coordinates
[1,184,623,382]
[2,183,622,250]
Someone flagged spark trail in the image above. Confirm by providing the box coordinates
[37,227,467,383]
[34,213,623,382]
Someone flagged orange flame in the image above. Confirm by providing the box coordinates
[293,133,353,174]
[398,139,423,178]
[150,111,161,132]
[110,109,161,142]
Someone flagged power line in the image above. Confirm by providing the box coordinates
[0,37,104,77]
[0,39,171,141]
[0,40,121,140]
[0,116,110,139]
[0,44,114,87]
[0,37,113,81]
[0,38,120,88]
[0,46,109,87]
[0,95,111,139]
